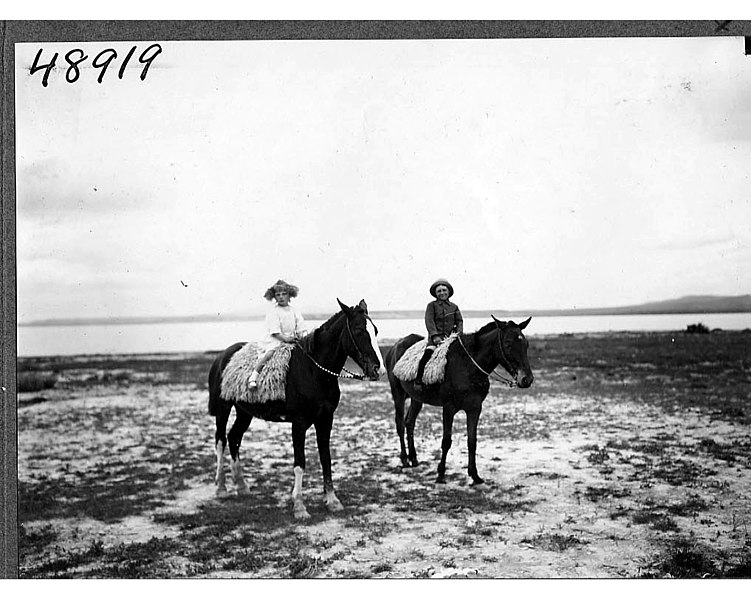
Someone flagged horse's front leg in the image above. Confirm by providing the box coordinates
[436,405,456,484]
[315,411,344,513]
[291,421,311,520]
[466,408,484,485]
[405,399,423,467]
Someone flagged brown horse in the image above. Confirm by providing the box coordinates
[385,316,533,484]
[208,299,384,519]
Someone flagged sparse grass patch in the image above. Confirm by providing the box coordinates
[699,438,737,463]
[586,447,611,465]
[584,485,631,503]
[521,533,588,552]
[223,549,266,572]
[640,537,717,578]
[19,523,58,551]
[664,494,709,517]
[283,554,326,578]
[632,510,680,532]
[650,458,717,486]
[372,561,393,574]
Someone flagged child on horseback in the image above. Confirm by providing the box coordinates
[248,279,307,389]
[415,278,464,386]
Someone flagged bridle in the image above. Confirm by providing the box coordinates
[296,311,378,380]
[457,326,518,388]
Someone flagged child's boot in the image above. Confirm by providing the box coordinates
[248,370,259,389]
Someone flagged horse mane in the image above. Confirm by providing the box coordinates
[298,310,344,354]
[473,321,501,342]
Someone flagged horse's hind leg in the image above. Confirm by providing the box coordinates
[405,399,423,467]
[227,408,253,496]
[390,380,410,467]
[315,411,344,513]
[214,403,232,497]
[436,405,457,484]
[291,421,311,520]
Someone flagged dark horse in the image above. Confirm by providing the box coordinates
[385,316,533,485]
[208,299,383,519]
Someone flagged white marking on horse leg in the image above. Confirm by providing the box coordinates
[215,440,228,496]
[325,489,344,513]
[231,458,250,496]
[291,466,310,519]
[366,319,387,376]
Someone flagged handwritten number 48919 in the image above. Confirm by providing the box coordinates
[30,44,163,87]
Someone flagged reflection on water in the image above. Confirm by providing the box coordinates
[17,313,751,357]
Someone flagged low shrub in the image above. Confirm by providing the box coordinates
[17,371,57,393]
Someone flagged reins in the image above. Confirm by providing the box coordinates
[295,311,378,380]
[457,330,517,388]
[295,342,366,380]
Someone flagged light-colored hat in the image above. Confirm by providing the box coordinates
[429,278,454,299]
[263,279,299,301]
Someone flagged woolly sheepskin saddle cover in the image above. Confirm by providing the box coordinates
[220,343,294,404]
[393,334,458,385]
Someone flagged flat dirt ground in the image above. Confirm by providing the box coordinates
[16,330,751,578]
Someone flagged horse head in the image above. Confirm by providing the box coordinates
[491,315,534,388]
[337,298,384,381]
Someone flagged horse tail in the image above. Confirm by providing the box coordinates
[207,343,245,416]
[384,334,423,376]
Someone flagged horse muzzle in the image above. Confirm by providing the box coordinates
[516,370,534,388]
[366,363,382,381]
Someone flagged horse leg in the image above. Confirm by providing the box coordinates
[227,408,253,496]
[466,409,485,485]
[391,383,410,467]
[436,406,457,484]
[315,412,344,513]
[214,404,231,497]
[405,399,423,467]
[291,421,311,520]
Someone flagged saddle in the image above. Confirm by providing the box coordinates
[393,334,457,385]
[220,343,294,403]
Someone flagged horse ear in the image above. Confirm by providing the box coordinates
[337,298,351,315]
[519,316,532,330]
[358,299,368,313]
[491,314,505,328]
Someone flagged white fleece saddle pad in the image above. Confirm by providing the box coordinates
[393,334,457,385]
[220,343,294,403]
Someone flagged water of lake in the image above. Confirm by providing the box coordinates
[16,313,751,358]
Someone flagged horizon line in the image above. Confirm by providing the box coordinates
[17,293,751,328]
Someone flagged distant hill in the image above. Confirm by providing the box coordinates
[478,294,751,318]
[19,294,751,327]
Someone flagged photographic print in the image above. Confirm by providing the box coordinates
[9,23,751,578]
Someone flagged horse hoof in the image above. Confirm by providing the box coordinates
[215,487,230,498]
[470,478,485,486]
[327,500,345,513]
[294,509,311,520]
[236,486,251,497]
[436,476,446,484]
[409,458,419,467]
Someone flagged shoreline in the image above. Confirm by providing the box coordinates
[16,328,751,361]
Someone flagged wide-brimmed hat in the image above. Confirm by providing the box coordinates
[263,279,299,300]
[429,278,454,299]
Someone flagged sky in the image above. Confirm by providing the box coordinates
[15,36,751,323]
